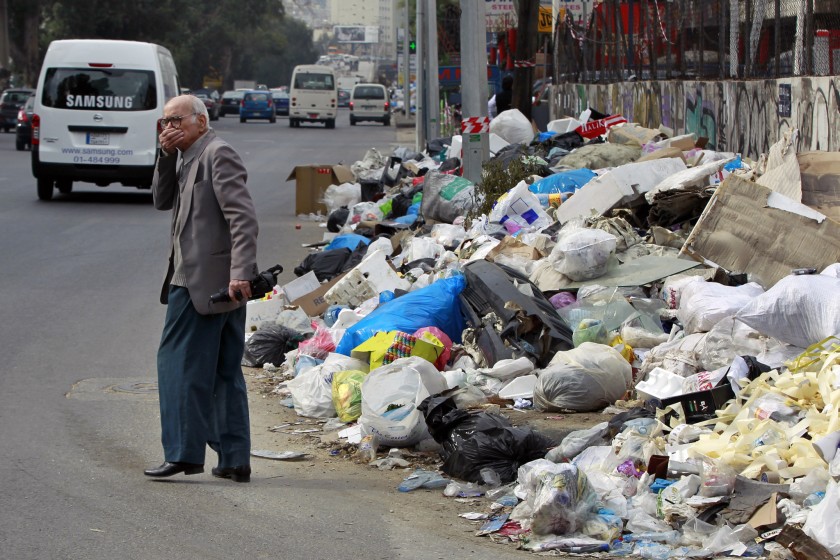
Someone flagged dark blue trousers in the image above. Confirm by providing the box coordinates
[157,286,250,468]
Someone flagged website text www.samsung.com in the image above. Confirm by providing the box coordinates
[61,147,133,164]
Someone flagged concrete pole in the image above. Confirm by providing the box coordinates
[425,0,440,141]
[403,4,410,115]
[416,0,426,151]
[460,0,489,183]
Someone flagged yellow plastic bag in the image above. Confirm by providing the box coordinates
[332,370,368,422]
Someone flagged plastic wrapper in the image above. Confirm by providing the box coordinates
[571,318,610,347]
[419,394,555,483]
[287,355,369,418]
[549,292,576,309]
[549,228,617,281]
[803,480,840,554]
[430,223,467,248]
[358,357,448,447]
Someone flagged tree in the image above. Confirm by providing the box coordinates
[511,0,540,120]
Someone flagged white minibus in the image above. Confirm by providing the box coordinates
[31,39,180,200]
[289,64,337,129]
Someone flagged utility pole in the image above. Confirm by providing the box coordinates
[512,0,540,121]
[402,4,410,116]
[459,0,489,184]
[416,0,426,151]
[425,0,440,141]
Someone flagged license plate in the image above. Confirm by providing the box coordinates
[363,105,374,110]
[86,132,110,145]
[308,113,319,118]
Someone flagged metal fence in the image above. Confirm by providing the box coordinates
[552,0,840,83]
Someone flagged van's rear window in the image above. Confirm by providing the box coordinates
[293,73,335,90]
[41,68,157,111]
[354,87,385,100]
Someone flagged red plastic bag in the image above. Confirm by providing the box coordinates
[298,325,337,360]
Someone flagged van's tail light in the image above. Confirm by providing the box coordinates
[267,98,273,107]
[349,101,354,111]
[32,114,40,145]
[17,109,28,123]
[240,100,245,108]
[384,102,389,111]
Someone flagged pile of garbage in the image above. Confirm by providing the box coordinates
[248,107,840,558]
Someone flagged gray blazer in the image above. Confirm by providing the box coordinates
[152,130,259,315]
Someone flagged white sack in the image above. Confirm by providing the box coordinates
[490,109,535,145]
[677,281,764,334]
[735,273,840,349]
[286,354,369,418]
[359,357,448,447]
[534,343,632,412]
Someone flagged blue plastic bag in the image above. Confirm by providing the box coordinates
[324,233,370,252]
[529,168,597,195]
[336,275,467,355]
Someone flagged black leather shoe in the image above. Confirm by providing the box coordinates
[211,465,251,483]
[144,462,204,478]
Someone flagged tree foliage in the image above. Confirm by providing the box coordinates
[5,0,319,90]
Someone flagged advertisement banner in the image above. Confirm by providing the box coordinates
[334,26,379,44]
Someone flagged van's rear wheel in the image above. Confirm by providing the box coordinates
[37,178,55,201]
[56,180,73,194]
[326,118,335,129]
[240,117,246,123]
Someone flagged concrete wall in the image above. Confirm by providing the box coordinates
[552,77,840,160]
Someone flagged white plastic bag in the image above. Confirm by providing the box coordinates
[802,480,840,556]
[286,354,368,418]
[346,201,385,224]
[359,357,448,447]
[489,108,535,145]
[549,228,617,281]
[488,180,552,232]
[735,273,840,349]
[322,182,361,214]
[535,343,632,412]
[677,281,764,334]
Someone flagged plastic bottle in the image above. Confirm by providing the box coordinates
[803,491,826,507]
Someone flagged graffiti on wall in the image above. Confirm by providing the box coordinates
[553,77,840,160]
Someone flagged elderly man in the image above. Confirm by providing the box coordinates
[144,95,259,483]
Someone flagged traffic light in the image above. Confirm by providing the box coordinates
[408,40,416,54]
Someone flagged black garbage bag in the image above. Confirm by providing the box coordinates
[546,130,585,152]
[294,248,352,281]
[243,325,307,368]
[327,206,350,232]
[388,193,414,218]
[419,394,556,483]
[438,157,461,173]
[426,136,453,157]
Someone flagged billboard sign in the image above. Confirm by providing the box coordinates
[334,26,379,44]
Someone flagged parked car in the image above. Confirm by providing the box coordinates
[220,90,245,116]
[239,90,276,123]
[15,93,35,150]
[270,89,290,116]
[349,83,390,126]
[337,88,351,107]
[195,93,220,120]
[1,87,35,132]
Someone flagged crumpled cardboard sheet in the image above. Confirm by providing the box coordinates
[799,150,840,224]
[756,129,802,202]
[680,175,840,288]
[686,341,840,481]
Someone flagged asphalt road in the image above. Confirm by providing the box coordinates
[0,113,544,560]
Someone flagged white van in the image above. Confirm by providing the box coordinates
[31,39,180,200]
[289,64,337,129]
[349,83,390,126]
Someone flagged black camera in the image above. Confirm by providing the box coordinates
[209,264,283,304]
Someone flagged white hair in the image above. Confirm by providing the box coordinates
[188,95,209,121]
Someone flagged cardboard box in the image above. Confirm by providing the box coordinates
[286,164,354,216]
[657,383,735,424]
[289,273,345,317]
[681,175,840,288]
[798,151,840,223]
